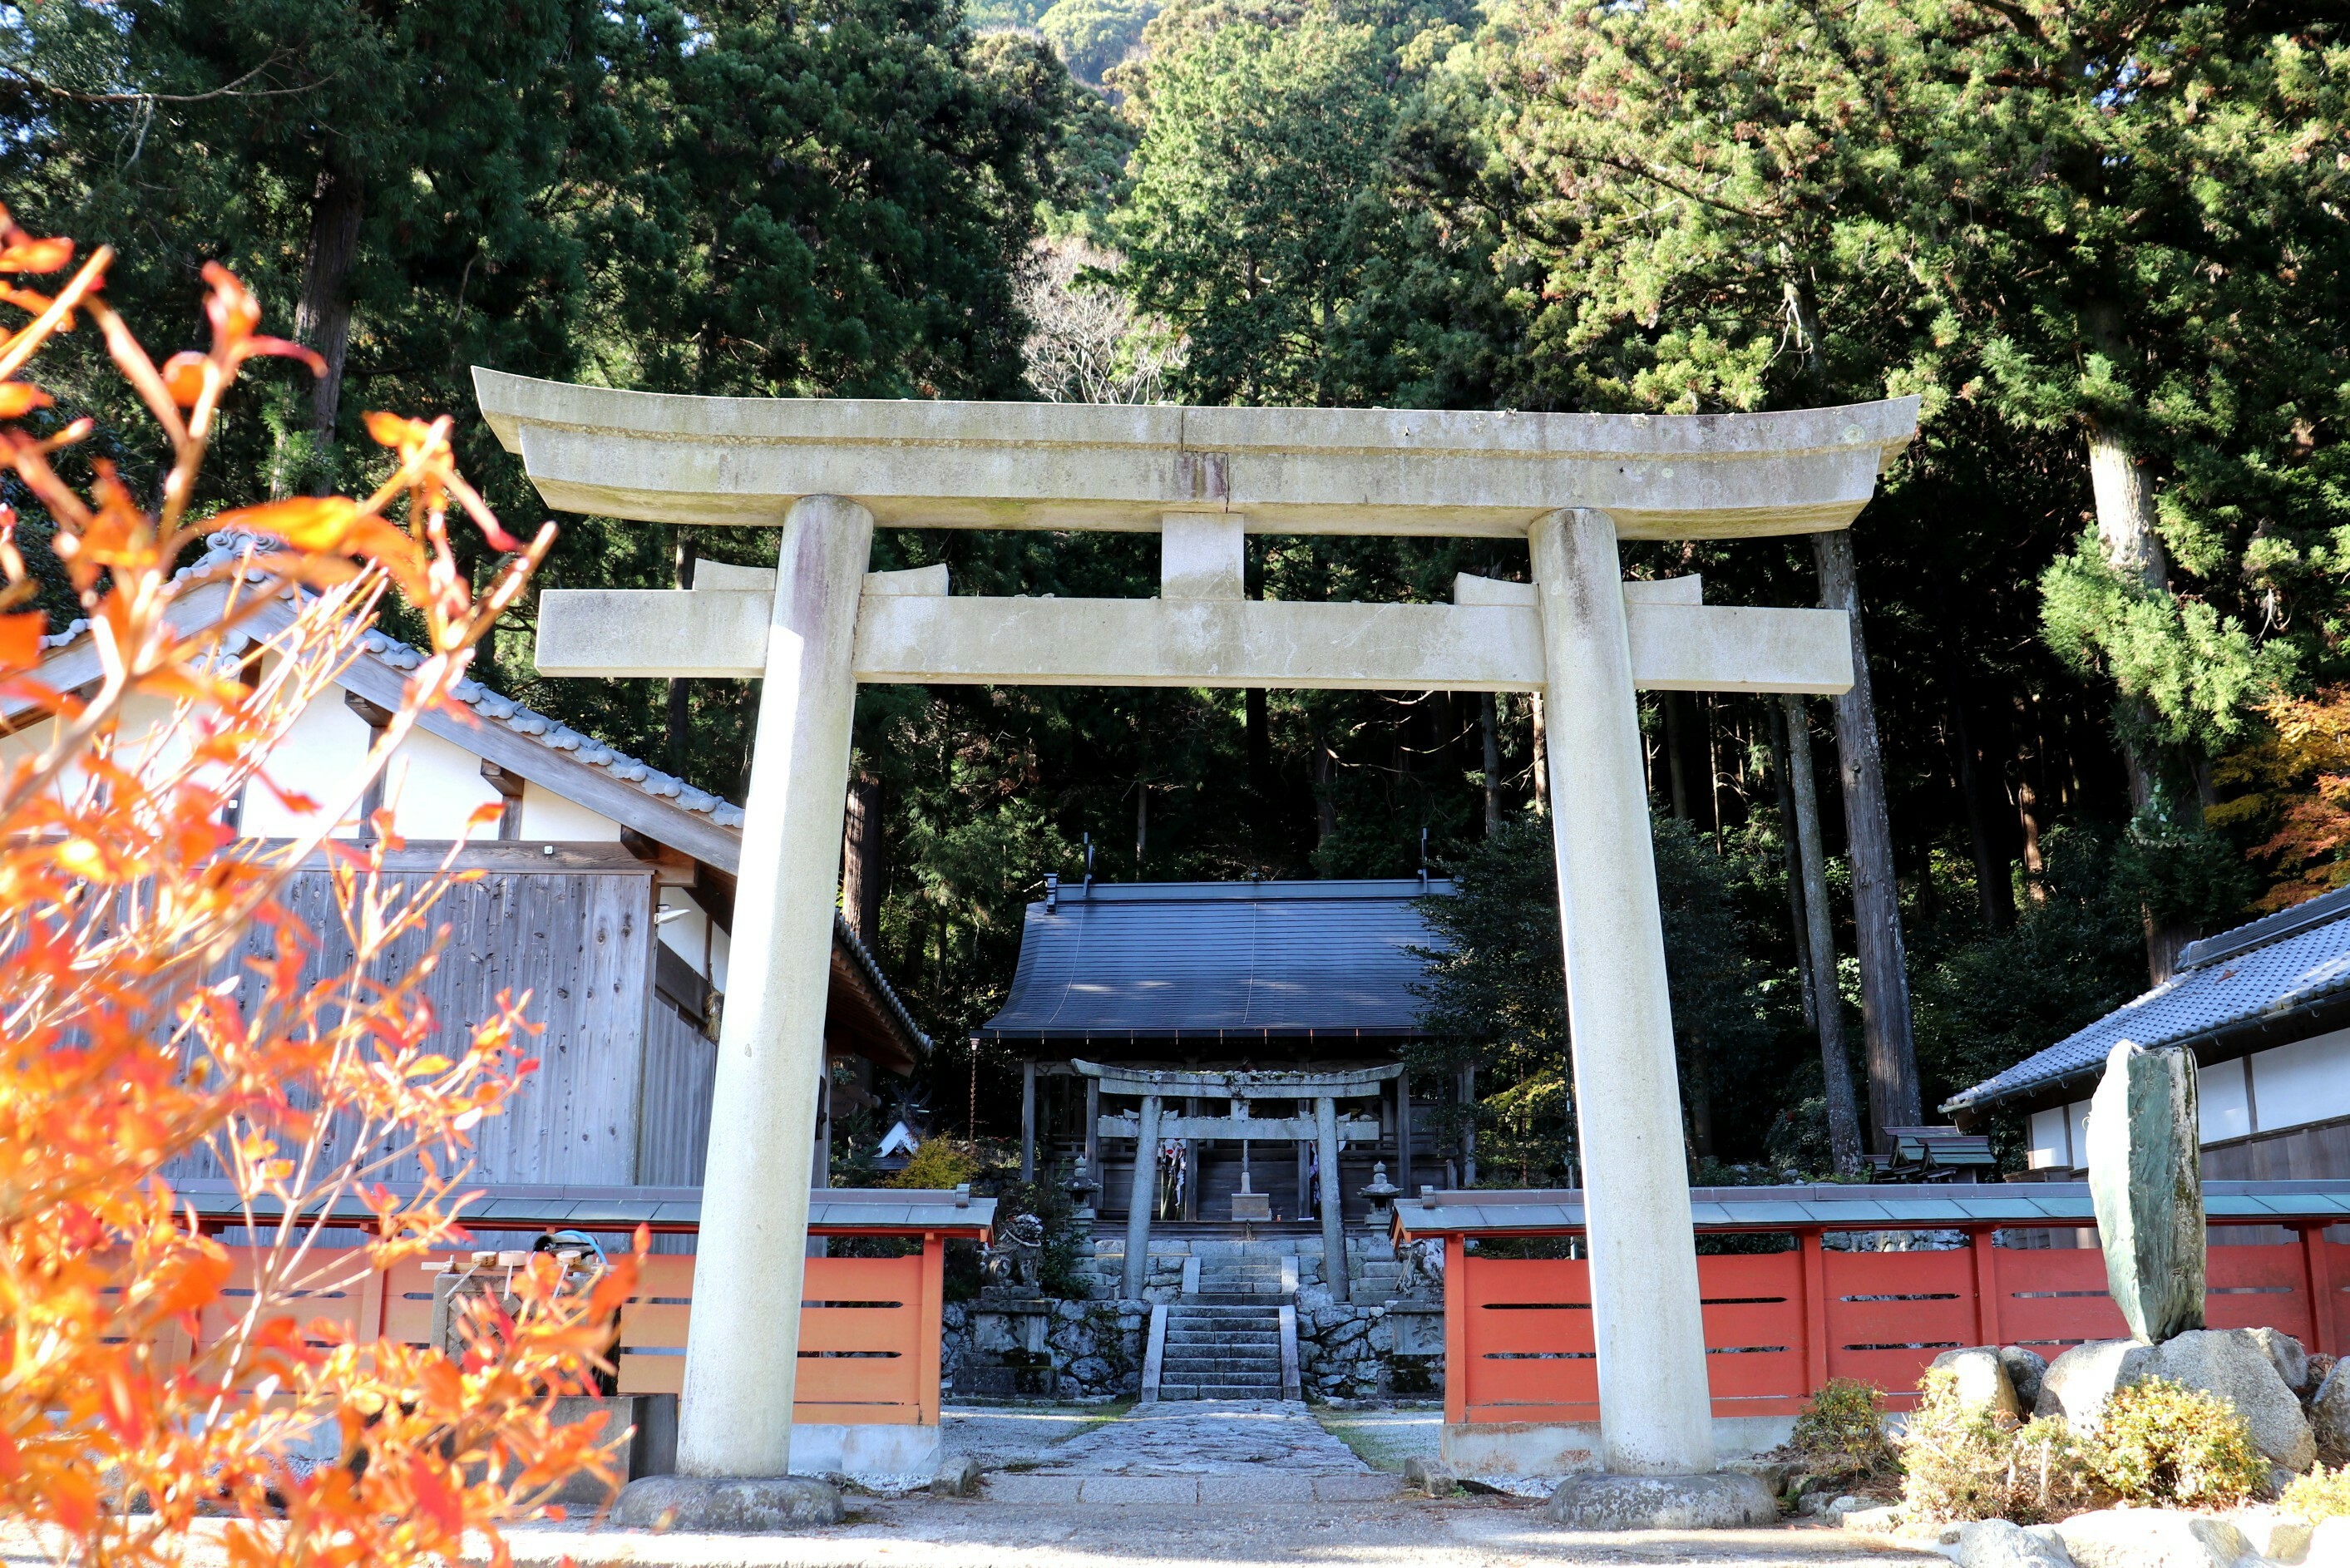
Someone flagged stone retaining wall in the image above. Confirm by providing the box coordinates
[945,1299,1148,1403]
[950,1228,1445,1403]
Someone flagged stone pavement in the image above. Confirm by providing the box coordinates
[987,1398,1402,1504]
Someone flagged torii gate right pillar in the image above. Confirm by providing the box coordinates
[1531,508,1713,1476]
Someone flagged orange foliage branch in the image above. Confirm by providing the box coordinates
[2210,684,2350,912]
[0,205,642,1566]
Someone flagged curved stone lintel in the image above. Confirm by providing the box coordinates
[472,367,1920,540]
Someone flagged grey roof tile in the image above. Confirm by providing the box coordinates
[52,531,758,842]
[977,878,1453,1040]
[1946,889,2350,1112]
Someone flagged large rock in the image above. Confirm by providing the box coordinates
[2251,1327,2314,1393]
[1957,1519,2074,1568]
[2226,1509,2313,1564]
[1998,1346,2049,1411]
[2312,1362,2350,1462]
[2035,1339,2158,1427]
[2150,1329,2317,1472]
[1543,1472,1778,1530]
[2054,1510,2249,1568]
[1931,1348,2021,1419]
[2086,1042,2206,1343]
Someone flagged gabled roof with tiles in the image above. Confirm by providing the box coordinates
[1944,886,2350,1116]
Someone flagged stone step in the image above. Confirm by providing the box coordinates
[1165,1335,1278,1354]
[1169,1318,1281,1329]
[1162,1348,1281,1363]
[1158,1383,1286,1399]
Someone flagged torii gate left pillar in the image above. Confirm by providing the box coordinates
[474,370,1917,1526]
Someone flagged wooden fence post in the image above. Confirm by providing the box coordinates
[2302,1223,2340,1358]
[1444,1234,1467,1427]
[918,1232,945,1424]
[1800,1228,1829,1393]
[1971,1226,2002,1348]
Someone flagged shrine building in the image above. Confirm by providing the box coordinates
[979,875,1462,1243]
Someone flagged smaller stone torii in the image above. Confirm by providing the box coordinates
[1075,1061,1400,1303]
[472,369,1917,1523]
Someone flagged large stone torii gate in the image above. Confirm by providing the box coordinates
[472,371,1918,1520]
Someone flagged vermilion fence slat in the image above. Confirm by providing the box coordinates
[1455,1232,2339,1425]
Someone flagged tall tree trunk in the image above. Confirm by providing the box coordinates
[665,529,699,775]
[1479,693,1502,835]
[1529,693,1548,812]
[1684,1029,1716,1162]
[1770,704,1819,1029]
[1664,692,1693,820]
[1813,530,1922,1149]
[1781,695,1866,1174]
[1246,688,1273,842]
[1706,694,1725,844]
[2085,302,2197,984]
[1244,539,1275,856]
[1135,780,1149,870]
[294,162,366,450]
[842,772,883,944]
[1952,697,2015,929]
[1311,742,1335,846]
[2016,772,2049,898]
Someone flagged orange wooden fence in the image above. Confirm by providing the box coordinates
[150,1237,949,1427]
[1443,1225,2348,1426]
[611,1241,946,1424]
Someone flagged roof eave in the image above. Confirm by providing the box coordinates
[1943,987,2350,1127]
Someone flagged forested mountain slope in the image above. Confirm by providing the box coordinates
[5,0,2343,1171]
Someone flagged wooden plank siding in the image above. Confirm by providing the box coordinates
[637,997,719,1186]
[165,863,664,1188]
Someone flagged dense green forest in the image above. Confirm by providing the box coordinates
[5,0,2346,1176]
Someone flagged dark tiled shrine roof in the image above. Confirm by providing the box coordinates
[1945,886,2350,1116]
[975,878,1453,1045]
[170,1180,995,1237]
[1390,1181,2350,1237]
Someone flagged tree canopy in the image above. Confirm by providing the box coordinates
[7,0,2347,1172]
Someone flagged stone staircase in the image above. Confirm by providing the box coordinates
[1152,1255,1298,1401]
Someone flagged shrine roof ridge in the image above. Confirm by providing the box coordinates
[472,369,1921,540]
[1047,876,1445,904]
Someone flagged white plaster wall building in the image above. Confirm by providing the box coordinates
[1945,889,2350,1181]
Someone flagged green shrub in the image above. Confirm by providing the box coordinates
[2093,1378,2267,1508]
[888,1138,981,1191]
[2283,1464,2350,1523]
[1899,1368,2101,1524]
[1793,1378,1895,1477]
